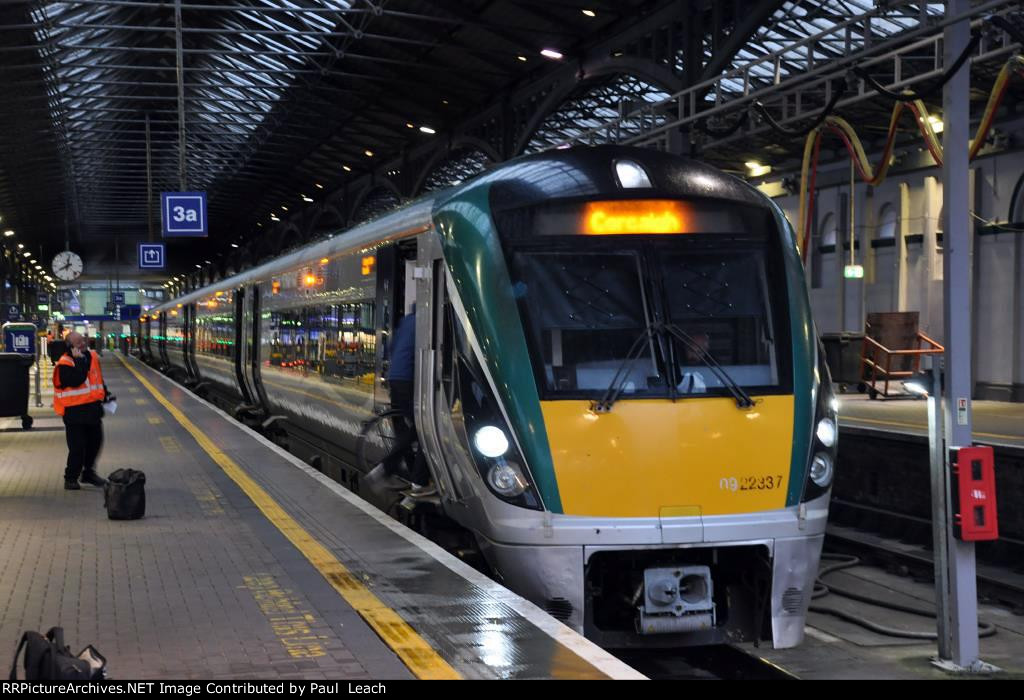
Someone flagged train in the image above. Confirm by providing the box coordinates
[141,145,837,649]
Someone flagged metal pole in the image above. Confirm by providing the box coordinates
[940,0,983,671]
[175,0,187,190]
[928,357,950,657]
[145,112,154,242]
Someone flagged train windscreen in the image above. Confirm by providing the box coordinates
[503,228,792,401]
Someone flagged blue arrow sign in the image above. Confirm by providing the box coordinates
[112,292,125,305]
[161,191,208,237]
[139,243,166,269]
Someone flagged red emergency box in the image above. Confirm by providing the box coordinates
[951,446,999,542]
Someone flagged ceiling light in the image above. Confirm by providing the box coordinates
[442,99,449,105]
[3,230,13,237]
[231,243,239,248]
[34,265,42,270]
[17,243,23,249]
[195,264,202,269]
[302,195,314,202]
[315,183,324,189]
[30,258,36,264]
[516,55,527,62]
[406,122,414,129]
[343,165,352,172]
[281,205,288,211]
[541,49,563,60]
[419,126,436,134]
[270,214,280,221]
[22,252,30,257]
[364,150,374,157]
[582,9,596,17]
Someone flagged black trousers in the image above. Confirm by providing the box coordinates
[381,380,430,485]
[64,422,104,482]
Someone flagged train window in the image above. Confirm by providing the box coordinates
[657,248,779,391]
[508,250,664,397]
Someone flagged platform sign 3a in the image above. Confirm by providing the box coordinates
[161,191,208,238]
[139,243,166,269]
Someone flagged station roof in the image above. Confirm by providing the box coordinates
[0,1,963,283]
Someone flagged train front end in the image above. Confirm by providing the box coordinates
[427,147,835,648]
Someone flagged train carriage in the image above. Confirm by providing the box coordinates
[146,145,836,649]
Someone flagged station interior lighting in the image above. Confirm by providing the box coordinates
[17,243,23,249]
[315,183,324,189]
[406,122,414,128]
[22,251,30,257]
[745,161,772,177]
[195,264,202,269]
[343,165,352,172]
[364,149,374,157]
[30,258,36,264]
[419,126,436,134]
[301,194,313,202]
[541,48,563,60]
[231,243,239,248]
[281,205,288,211]
[3,229,13,236]
[270,214,280,221]
[517,55,527,61]
[582,9,596,17]
[928,114,944,133]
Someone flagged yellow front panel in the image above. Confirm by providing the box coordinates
[540,396,795,517]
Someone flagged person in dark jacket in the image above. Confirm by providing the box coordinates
[366,307,433,495]
[53,332,110,490]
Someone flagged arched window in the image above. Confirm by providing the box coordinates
[820,213,838,247]
[876,203,897,239]
[811,212,835,289]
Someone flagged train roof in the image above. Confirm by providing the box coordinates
[154,146,771,313]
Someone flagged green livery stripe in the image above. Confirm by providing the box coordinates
[774,205,816,506]
[433,186,564,513]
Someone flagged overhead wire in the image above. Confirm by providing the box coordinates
[793,51,1024,262]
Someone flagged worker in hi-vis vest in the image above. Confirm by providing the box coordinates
[53,331,111,490]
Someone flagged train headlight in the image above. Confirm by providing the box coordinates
[473,425,509,458]
[487,462,528,497]
[810,453,834,488]
[816,417,836,448]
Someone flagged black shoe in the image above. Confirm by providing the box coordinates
[64,480,81,491]
[80,473,107,487]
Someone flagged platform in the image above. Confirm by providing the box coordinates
[0,352,641,680]
[838,395,1024,449]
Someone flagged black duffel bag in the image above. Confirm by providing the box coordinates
[8,627,106,680]
[103,469,146,520]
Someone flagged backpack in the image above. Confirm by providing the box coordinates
[8,627,106,680]
[104,469,146,520]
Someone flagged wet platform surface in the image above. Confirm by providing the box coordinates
[0,352,640,680]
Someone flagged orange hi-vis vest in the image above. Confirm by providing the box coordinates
[53,351,105,416]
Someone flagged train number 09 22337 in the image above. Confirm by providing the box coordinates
[719,475,784,492]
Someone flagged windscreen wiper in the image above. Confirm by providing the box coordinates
[592,325,660,413]
[663,323,756,409]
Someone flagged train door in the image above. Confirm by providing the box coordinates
[247,283,271,413]
[372,244,398,413]
[414,239,463,504]
[183,303,200,384]
[234,286,256,406]
[158,312,170,369]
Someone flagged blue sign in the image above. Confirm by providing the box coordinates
[161,191,208,237]
[112,292,125,305]
[37,292,48,304]
[6,305,20,321]
[3,322,36,355]
[119,304,142,321]
[139,243,166,269]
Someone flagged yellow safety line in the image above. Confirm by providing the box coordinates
[114,353,461,680]
[841,416,1021,444]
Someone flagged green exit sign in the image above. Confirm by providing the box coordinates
[844,264,864,279]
